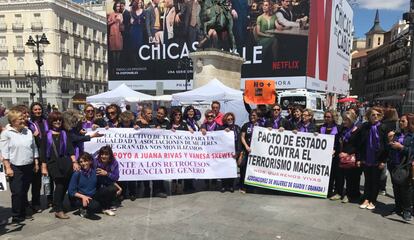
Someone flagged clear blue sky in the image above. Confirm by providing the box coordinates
[352,0,408,38]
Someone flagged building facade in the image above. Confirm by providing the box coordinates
[0,0,108,109]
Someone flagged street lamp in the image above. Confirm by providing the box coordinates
[402,1,414,114]
[26,72,37,103]
[26,33,49,106]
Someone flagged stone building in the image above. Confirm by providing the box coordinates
[0,0,108,109]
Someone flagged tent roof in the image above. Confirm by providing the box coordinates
[171,79,242,102]
[86,83,153,103]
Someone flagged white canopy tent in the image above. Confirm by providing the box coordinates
[86,83,154,109]
[172,79,248,126]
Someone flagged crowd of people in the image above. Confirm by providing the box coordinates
[1,100,413,224]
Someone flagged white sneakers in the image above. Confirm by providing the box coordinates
[359,201,375,210]
[102,209,116,216]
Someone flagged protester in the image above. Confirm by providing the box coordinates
[289,105,302,129]
[0,109,39,223]
[296,108,316,133]
[219,112,241,193]
[28,102,49,211]
[358,107,387,210]
[239,109,260,194]
[211,101,224,126]
[387,114,414,221]
[106,104,122,128]
[337,111,361,204]
[94,146,121,216]
[265,103,291,130]
[42,111,79,219]
[83,104,106,129]
[183,105,201,132]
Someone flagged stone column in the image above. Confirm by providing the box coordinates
[189,49,244,90]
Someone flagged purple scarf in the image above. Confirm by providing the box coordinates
[366,122,381,165]
[206,122,217,131]
[186,118,197,131]
[320,124,338,135]
[391,133,405,165]
[82,120,94,129]
[272,116,281,129]
[299,122,310,132]
[28,119,49,139]
[341,124,355,143]
[258,117,266,127]
[46,129,67,159]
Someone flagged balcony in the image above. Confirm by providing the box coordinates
[0,70,9,76]
[59,25,69,33]
[84,54,91,60]
[13,45,25,53]
[0,45,8,53]
[12,22,24,30]
[85,74,92,81]
[74,73,82,80]
[14,70,26,77]
[61,71,73,78]
[0,22,6,31]
[74,52,82,58]
[73,31,81,38]
[31,22,43,31]
[85,34,91,40]
[60,47,70,55]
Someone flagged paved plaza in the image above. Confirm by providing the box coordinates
[1,182,414,240]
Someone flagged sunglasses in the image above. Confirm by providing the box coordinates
[53,119,62,122]
[86,109,94,113]
[108,111,116,115]
[273,108,281,111]
[207,115,215,118]
[227,117,234,121]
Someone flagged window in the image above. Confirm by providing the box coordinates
[368,38,371,48]
[378,37,381,45]
[16,36,23,47]
[0,36,6,46]
[16,58,24,70]
[0,15,5,22]
[316,98,322,110]
[15,14,22,22]
[0,58,7,70]
[34,13,40,21]
[73,22,77,33]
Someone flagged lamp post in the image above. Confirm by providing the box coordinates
[178,57,192,91]
[26,33,49,106]
[26,72,37,103]
[402,0,414,114]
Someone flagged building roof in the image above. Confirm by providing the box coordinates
[366,9,386,35]
[352,49,368,59]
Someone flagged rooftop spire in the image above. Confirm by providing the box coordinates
[366,9,385,35]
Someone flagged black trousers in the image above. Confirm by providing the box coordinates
[389,165,412,212]
[142,180,166,196]
[31,170,42,206]
[118,181,137,197]
[52,177,70,212]
[71,184,117,212]
[328,158,344,196]
[10,164,33,218]
[363,165,381,203]
[343,168,362,200]
[221,178,234,189]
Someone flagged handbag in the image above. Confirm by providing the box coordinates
[339,153,356,169]
[391,148,412,185]
[51,141,72,176]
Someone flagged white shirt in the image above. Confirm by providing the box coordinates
[0,124,39,166]
[276,8,300,28]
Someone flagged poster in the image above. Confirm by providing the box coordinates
[244,80,276,104]
[245,127,334,198]
[84,128,237,181]
[106,0,310,90]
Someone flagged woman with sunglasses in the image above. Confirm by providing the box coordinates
[219,112,241,193]
[296,108,317,133]
[82,104,106,130]
[239,109,260,194]
[265,103,291,130]
[28,102,49,212]
[318,110,342,200]
[105,104,121,128]
[357,107,387,211]
[167,108,193,194]
[200,110,221,190]
[183,106,201,132]
[387,114,414,221]
[41,111,79,219]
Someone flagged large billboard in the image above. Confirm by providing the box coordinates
[106,0,352,94]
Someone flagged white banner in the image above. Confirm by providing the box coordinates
[0,163,7,191]
[245,127,334,198]
[84,128,237,181]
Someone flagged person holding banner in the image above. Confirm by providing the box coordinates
[338,111,361,204]
[358,107,387,211]
[219,112,241,193]
[183,106,201,132]
[318,110,342,200]
[265,103,291,130]
[42,111,79,219]
[82,104,106,130]
[0,109,39,223]
[105,104,122,128]
[135,107,168,198]
[239,109,260,193]
[296,108,316,133]
[28,102,49,212]
[387,114,414,221]
[289,105,303,130]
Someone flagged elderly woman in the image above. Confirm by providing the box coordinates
[387,114,414,221]
[297,108,316,133]
[1,109,39,223]
[42,111,79,219]
[358,107,387,210]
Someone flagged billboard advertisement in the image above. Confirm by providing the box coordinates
[106,0,352,94]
